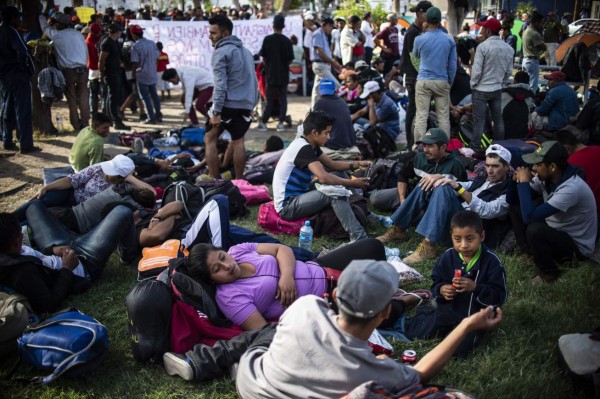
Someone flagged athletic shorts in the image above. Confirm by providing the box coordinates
[207,107,253,141]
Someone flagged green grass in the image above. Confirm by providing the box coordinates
[1,202,599,398]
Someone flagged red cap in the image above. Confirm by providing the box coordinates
[543,70,566,81]
[89,22,102,33]
[129,24,144,34]
[478,18,502,33]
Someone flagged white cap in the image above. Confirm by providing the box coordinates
[485,144,512,164]
[304,10,315,20]
[100,154,135,177]
[354,60,368,69]
[360,81,381,99]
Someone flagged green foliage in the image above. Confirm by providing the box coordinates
[514,1,538,19]
[334,0,389,27]
[275,0,303,13]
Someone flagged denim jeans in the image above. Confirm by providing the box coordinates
[1,73,33,150]
[14,189,76,223]
[88,78,105,117]
[311,62,340,108]
[137,82,162,122]
[26,200,136,281]
[389,184,462,244]
[279,190,367,241]
[522,58,539,93]
[471,89,504,148]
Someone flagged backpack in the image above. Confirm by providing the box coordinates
[162,181,206,221]
[309,195,369,240]
[196,180,248,218]
[0,292,32,356]
[180,127,205,145]
[16,309,109,384]
[243,164,275,184]
[37,66,65,104]
[356,138,375,160]
[363,126,397,158]
[126,278,173,362]
[137,239,189,280]
[257,201,308,235]
[231,179,272,205]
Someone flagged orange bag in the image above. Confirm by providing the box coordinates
[137,240,189,280]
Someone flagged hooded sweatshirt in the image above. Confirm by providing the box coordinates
[211,35,258,112]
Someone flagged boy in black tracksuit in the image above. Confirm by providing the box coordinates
[404,210,508,357]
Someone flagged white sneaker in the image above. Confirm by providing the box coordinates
[163,352,194,381]
[277,122,285,132]
[256,121,268,131]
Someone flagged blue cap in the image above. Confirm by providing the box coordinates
[319,79,336,96]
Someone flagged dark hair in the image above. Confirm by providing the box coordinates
[162,68,178,81]
[486,153,508,167]
[530,11,544,24]
[363,12,372,20]
[92,112,112,126]
[185,243,219,283]
[290,34,298,44]
[514,70,530,84]
[265,135,284,152]
[0,212,21,253]
[209,14,233,34]
[129,188,157,209]
[346,73,359,82]
[157,41,163,51]
[450,210,484,235]
[343,62,355,69]
[1,6,21,21]
[462,23,470,32]
[556,129,580,147]
[303,111,335,136]
[349,15,360,24]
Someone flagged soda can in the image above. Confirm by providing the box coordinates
[401,349,417,364]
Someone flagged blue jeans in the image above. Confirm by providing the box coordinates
[14,189,76,223]
[522,58,539,93]
[1,72,33,150]
[26,200,136,281]
[389,184,462,244]
[137,82,162,122]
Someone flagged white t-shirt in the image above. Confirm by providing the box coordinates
[331,28,342,59]
[236,295,420,399]
[20,246,86,278]
[361,20,374,48]
[530,174,598,256]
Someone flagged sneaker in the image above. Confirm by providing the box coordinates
[277,122,286,132]
[376,225,407,244]
[285,115,292,128]
[132,138,144,154]
[114,122,131,131]
[139,113,148,122]
[20,145,42,154]
[163,352,194,381]
[402,240,437,266]
[256,121,268,131]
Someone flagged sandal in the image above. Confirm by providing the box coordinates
[393,289,432,307]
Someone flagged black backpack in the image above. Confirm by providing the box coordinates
[363,126,396,158]
[162,181,206,220]
[196,180,248,219]
[243,164,275,185]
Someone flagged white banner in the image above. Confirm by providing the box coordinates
[130,16,303,69]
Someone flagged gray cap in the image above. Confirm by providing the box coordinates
[335,260,398,319]
[52,12,71,26]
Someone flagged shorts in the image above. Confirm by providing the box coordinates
[207,107,253,141]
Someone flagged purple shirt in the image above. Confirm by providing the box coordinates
[216,243,327,325]
[69,164,110,203]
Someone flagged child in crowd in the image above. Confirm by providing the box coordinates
[156,42,171,100]
[402,210,508,357]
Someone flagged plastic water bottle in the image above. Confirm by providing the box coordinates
[376,215,393,228]
[55,114,63,130]
[298,221,313,252]
[384,246,400,258]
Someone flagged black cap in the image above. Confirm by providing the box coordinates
[108,22,124,33]
[273,14,285,25]
[409,1,433,13]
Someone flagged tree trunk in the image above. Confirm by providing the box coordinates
[446,0,467,35]
[393,0,400,14]
[22,0,56,135]
[279,0,292,13]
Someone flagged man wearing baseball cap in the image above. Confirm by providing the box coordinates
[130,24,162,124]
[313,79,356,150]
[412,7,456,146]
[234,260,502,397]
[531,71,578,131]
[351,80,400,141]
[469,18,514,150]
[378,139,513,264]
[511,141,597,285]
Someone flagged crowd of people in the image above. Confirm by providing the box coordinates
[1,2,599,397]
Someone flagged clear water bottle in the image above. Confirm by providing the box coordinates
[55,114,63,130]
[376,215,393,228]
[298,221,313,252]
[385,246,400,258]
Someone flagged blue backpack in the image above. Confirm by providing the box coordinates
[16,309,109,384]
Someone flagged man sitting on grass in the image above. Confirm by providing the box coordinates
[68,112,112,172]
[401,210,508,357]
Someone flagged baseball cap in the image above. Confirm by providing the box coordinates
[479,17,502,33]
[522,141,569,165]
[89,22,102,33]
[417,127,449,144]
[108,22,124,33]
[335,260,398,319]
[129,24,144,34]
[354,60,368,69]
[51,12,71,26]
[409,1,433,13]
[360,80,381,98]
[486,144,512,164]
[303,10,315,20]
[319,78,336,95]
[426,6,442,23]
[334,16,346,22]
[273,14,285,25]
[100,154,135,177]
[543,70,566,81]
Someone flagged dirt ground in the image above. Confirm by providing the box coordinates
[0,91,309,212]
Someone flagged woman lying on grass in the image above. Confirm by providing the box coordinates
[185,239,431,330]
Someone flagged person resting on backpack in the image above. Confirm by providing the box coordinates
[351,80,400,141]
[0,212,93,313]
[369,128,467,212]
[183,239,431,331]
[398,211,508,358]
[162,259,502,397]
